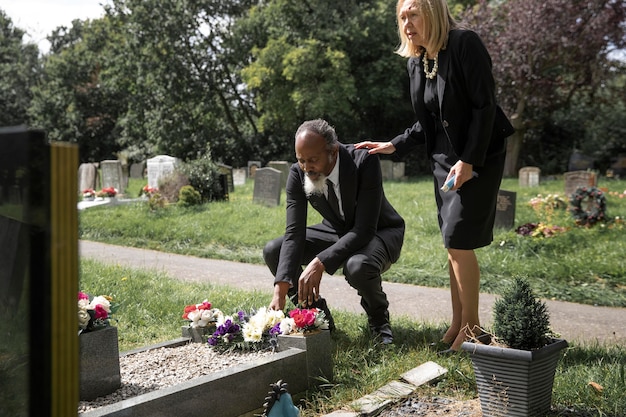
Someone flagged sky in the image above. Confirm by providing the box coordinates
[0,0,110,53]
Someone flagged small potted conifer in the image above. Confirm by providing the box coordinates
[461,277,568,417]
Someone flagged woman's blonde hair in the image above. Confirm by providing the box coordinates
[395,0,457,58]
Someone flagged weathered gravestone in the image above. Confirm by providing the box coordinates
[392,162,406,180]
[494,189,517,229]
[78,162,99,193]
[568,151,594,172]
[518,166,541,187]
[233,168,247,186]
[564,170,597,198]
[0,126,79,416]
[101,160,125,194]
[130,161,146,179]
[380,160,394,181]
[218,163,234,193]
[253,167,282,207]
[248,160,261,178]
[268,161,290,188]
[147,155,180,189]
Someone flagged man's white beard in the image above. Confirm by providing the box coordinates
[304,173,328,197]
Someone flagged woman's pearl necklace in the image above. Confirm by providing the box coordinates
[422,50,438,79]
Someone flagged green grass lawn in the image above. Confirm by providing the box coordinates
[81,176,626,307]
[78,175,626,416]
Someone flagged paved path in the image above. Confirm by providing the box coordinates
[80,240,625,345]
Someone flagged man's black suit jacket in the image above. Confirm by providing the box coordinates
[391,29,514,167]
[274,144,405,285]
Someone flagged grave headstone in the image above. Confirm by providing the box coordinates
[0,126,79,416]
[101,160,125,194]
[564,170,597,198]
[253,167,282,207]
[78,162,99,193]
[268,161,290,188]
[392,162,406,180]
[248,160,261,178]
[380,160,393,180]
[130,161,146,179]
[233,168,247,186]
[217,163,234,193]
[494,189,516,229]
[518,166,541,187]
[147,155,180,189]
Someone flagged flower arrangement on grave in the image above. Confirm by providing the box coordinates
[182,299,222,328]
[78,291,119,334]
[139,184,158,198]
[96,186,118,198]
[516,193,568,238]
[206,306,329,352]
[82,188,96,199]
[569,186,607,226]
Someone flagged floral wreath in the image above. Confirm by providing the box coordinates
[569,186,606,226]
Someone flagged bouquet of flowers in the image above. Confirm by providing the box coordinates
[206,306,329,352]
[82,188,96,199]
[78,291,119,334]
[96,186,118,198]
[182,299,223,328]
[139,184,158,198]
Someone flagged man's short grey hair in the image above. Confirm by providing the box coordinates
[295,119,338,150]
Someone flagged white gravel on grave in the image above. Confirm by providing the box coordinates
[78,343,275,414]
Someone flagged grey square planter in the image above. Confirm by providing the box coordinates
[461,338,568,417]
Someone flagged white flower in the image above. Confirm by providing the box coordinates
[279,318,296,335]
[89,296,111,313]
[242,323,263,342]
[78,308,90,329]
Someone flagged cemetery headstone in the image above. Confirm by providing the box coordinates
[147,155,180,189]
[380,160,394,181]
[233,168,247,186]
[268,161,290,188]
[392,162,406,180]
[218,163,234,193]
[78,162,99,193]
[564,170,597,198]
[0,126,79,417]
[253,167,282,207]
[494,189,516,229]
[101,160,125,194]
[130,161,146,179]
[248,160,261,178]
[518,166,541,187]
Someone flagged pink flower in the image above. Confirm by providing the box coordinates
[289,308,318,329]
[93,304,109,320]
[78,291,89,300]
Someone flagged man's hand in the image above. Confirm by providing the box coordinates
[269,282,290,311]
[354,141,396,155]
[298,257,325,306]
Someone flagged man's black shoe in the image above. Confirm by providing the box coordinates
[370,323,393,345]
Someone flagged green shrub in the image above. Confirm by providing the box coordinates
[181,155,226,202]
[148,192,167,211]
[492,277,552,350]
[178,185,202,207]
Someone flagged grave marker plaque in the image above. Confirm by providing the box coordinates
[0,126,79,417]
[101,159,125,194]
[218,163,234,193]
[147,155,179,189]
[130,161,146,179]
[564,170,597,197]
[518,166,541,187]
[78,162,99,193]
[248,160,261,178]
[233,168,247,186]
[253,167,282,207]
[380,160,394,181]
[494,189,516,229]
[268,161,290,188]
[392,162,406,180]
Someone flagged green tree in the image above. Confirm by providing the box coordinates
[464,0,626,176]
[28,18,124,162]
[0,10,40,127]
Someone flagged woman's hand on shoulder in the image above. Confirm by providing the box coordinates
[354,141,396,155]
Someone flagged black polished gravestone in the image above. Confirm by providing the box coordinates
[494,189,516,230]
[0,126,79,417]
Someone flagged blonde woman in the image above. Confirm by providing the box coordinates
[356,0,514,352]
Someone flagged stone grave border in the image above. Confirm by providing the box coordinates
[79,332,329,417]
